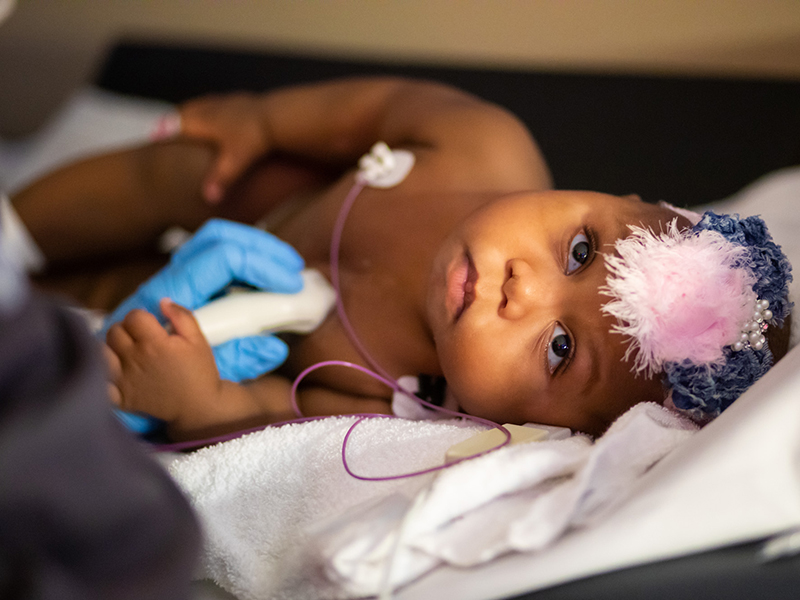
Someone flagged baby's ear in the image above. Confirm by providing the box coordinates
[620,193,642,203]
[768,311,792,362]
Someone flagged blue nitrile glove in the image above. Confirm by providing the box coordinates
[102,219,304,434]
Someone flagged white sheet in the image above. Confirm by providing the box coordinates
[0,86,170,193]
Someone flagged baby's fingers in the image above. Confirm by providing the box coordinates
[122,309,167,342]
[201,155,244,206]
[179,93,270,204]
[107,382,123,407]
[160,298,206,342]
[105,310,165,358]
[102,345,124,406]
[105,320,133,355]
[202,144,261,204]
[103,344,122,379]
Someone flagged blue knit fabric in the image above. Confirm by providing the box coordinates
[664,211,792,418]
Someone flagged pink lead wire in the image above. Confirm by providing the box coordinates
[328,178,397,384]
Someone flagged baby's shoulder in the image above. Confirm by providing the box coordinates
[408,126,552,194]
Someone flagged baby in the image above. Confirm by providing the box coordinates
[20,77,793,441]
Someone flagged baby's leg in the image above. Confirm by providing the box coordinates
[33,252,168,313]
[25,145,336,312]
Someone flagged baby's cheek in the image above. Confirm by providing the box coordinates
[442,347,508,418]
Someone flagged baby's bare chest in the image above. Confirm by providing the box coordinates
[269,183,455,396]
[276,271,438,398]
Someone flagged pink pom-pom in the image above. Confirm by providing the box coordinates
[602,220,757,376]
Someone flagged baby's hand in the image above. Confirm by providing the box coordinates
[177,92,272,204]
[105,299,222,426]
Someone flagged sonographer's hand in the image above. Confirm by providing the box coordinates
[174,92,272,204]
[101,219,304,381]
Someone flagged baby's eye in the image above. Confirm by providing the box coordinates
[567,231,592,274]
[547,324,572,373]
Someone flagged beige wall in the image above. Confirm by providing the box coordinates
[2,0,800,135]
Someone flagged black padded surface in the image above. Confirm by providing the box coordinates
[97,40,800,206]
[512,538,800,600]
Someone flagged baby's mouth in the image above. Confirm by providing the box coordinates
[451,250,477,321]
[463,252,477,314]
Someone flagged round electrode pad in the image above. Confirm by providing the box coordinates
[357,142,415,188]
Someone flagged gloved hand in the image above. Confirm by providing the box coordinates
[102,218,304,382]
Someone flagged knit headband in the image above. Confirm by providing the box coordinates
[602,211,793,421]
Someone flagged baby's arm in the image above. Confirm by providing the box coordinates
[180,77,553,201]
[105,299,390,441]
[106,298,287,440]
[11,141,215,266]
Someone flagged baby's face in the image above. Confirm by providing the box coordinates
[426,190,688,435]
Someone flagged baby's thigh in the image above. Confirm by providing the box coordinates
[33,253,168,312]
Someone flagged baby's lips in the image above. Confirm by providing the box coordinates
[150,112,182,141]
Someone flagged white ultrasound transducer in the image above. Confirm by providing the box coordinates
[193,268,336,346]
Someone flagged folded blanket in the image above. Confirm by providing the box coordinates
[165,403,696,600]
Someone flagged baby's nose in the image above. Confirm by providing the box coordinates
[500,258,553,320]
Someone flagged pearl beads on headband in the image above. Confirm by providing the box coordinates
[731,299,772,352]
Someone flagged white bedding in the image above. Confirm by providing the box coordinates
[165,402,696,600]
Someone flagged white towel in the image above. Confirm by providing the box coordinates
[165,403,696,600]
[165,416,483,600]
